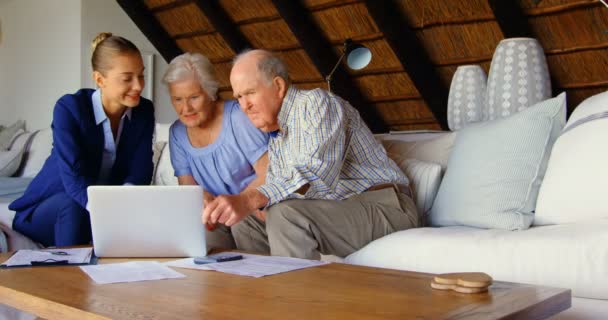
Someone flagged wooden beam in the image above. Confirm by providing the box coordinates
[116,0,182,63]
[524,1,600,16]
[192,1,251,53]
[487,0,535,38]
[271,0,387,133]
[364,0,449,130]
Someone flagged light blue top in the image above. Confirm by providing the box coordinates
[92,89,131,185]
[169,100,269,196]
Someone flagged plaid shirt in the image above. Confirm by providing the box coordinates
[257,87,408,207]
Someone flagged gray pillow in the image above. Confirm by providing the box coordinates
[0,120,25,151]
[0,147,26,177]
[430,93,566,230]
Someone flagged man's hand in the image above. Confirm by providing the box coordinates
[202,191,217,230]
[255,209,267,221]
[203,189,269,227]
[203,194,251,227]
[203,191,215,206]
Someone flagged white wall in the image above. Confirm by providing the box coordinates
[0,0,82,130]
[81,0,176,124]
[0,0,177,130]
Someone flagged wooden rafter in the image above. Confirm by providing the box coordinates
[116,0,182,63]
[192,1,252,53]
[364,0,449,130]
[487,0,535,38]
[270,0,388,133]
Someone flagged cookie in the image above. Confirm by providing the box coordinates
[433,272,493,288]
[430,281,489,294]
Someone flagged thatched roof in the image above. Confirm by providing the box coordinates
[118,0,608,132]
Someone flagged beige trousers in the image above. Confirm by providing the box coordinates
[231,187,419,259]
[205,224,236,253]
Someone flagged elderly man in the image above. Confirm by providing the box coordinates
[203,49,419,259]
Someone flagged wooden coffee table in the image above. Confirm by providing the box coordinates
[0,253,570,319]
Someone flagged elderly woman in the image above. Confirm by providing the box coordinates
[163,52,269,251]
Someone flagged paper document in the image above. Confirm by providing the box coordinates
[165,258,212,271]
[80,261,186,284]
[1,248,93,267]
[166,253,329,278]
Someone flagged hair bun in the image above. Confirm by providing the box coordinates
[91,32,113,52]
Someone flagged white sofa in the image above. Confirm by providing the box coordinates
[2,113,607,319]
[348,130,608,319]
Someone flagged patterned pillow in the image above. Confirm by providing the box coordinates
[384,148,442,223]
[402,159,442,222]
[430,93,566,230]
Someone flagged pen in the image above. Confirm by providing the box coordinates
[31,259,69,266]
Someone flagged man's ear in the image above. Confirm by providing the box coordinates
[93,71,105,88]
[273,77,287,99]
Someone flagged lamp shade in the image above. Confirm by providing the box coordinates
[345,40,372,70]
[326,39,372,92]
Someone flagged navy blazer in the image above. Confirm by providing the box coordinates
[10,89,155,216]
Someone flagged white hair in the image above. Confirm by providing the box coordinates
[162,52,219,101]
[233,49,291,86]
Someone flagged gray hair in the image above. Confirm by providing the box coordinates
[163,52,219,101]
[233,49,291,86]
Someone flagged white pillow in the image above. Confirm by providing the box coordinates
[430,93,566,230]
[535,91,608,225]
[154,142,178,186]
[402,159,442,221]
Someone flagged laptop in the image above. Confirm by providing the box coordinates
[87,185,206,258]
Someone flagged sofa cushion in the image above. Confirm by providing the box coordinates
[346,220,608,300]
[430,93,566,230]
[381,132,455,172]
[535,91,608,225]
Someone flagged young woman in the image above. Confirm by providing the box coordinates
[9,33,155,247]
[163,52,268,251]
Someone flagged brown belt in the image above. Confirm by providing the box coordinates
[296,183,412,197]
[367,183,412,198]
